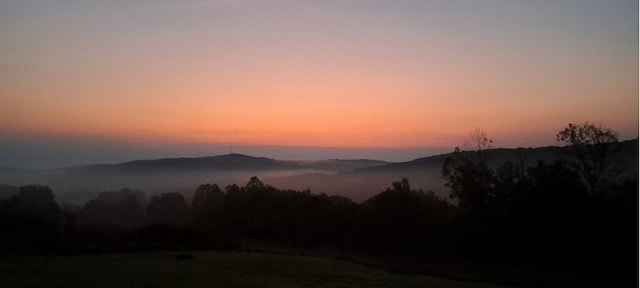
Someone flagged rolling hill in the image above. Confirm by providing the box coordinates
[0,139,636,203]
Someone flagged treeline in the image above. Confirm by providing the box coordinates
[0,178,455,256]
[0,171,635,286]
[0,124,636,286]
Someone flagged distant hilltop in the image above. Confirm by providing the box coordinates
[0,139,636,203]
[66,153,391,173]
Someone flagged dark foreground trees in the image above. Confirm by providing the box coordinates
[557,121,620,194]
[80,188,146,227]
[360,178,454,257]
[440,125,635,287]
[0,185,63,253]
[0,171,636,286]
[0,125,635,286]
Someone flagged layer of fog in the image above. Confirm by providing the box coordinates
[0,135,450,169]
[0,167,446,205]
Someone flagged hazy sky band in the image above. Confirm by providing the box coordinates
[0,0,637,167]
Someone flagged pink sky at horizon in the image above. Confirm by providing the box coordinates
[1,0,638,165]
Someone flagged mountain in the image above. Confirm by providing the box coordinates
[0,140,636,203]
[60,154,389,174]
[0,154,390,203]
[355,139,637,176]
[267,139,638,201]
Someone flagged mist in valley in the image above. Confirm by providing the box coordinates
[0,128,637,287]
[1,138,636,205]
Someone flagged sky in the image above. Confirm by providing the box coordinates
[1,0,638,168]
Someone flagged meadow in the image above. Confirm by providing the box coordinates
[0,251,510,288]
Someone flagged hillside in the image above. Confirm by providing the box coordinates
[0,251,510,288]
[267,139,638,201]
[0,154,389,203]
[61,154,389,174]
[0,140,636,203]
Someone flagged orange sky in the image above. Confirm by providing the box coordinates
[1,1,638,153]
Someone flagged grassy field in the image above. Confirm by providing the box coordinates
[0,251,512,288]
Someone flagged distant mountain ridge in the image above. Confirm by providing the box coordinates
[64,153,390,174]
[0,139,636,203]
[4,139,636,174]
[356,139,637,176]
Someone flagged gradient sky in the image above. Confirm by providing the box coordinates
[1,0,638,168]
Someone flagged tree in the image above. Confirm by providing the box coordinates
[556,122,619,194]
[12,185,60,223]
[81,188,146,227]
[442,133,526,260]
[361,179,453,255]
[191,184,224,231]
[245,176,267,191]
[146,192,189,226]
[464,128,493,163]
[192,184,224,212]
[17,185,55,208]
[0,185,62,252]
[443,129,496,211]
[442,151,496,213]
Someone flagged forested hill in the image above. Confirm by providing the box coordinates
[0,154,390,203]
[1,140,636,286]
[0,139,636,203]
[355,138,637,176]
[64,153,390,173]
[266,139,639,201]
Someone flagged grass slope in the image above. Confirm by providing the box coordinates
[0,251,510,288]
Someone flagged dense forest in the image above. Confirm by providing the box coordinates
[0,123,637,287]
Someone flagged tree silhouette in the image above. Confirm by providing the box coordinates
[361,178,453,256]
[0,185,62,253]
[81,188,146,227]
[146,192,189,226]
[464,128,493,163]
[191,183,224,232]
[556,122,619,194]
[443,129,496,208]
[442,148,496,212]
